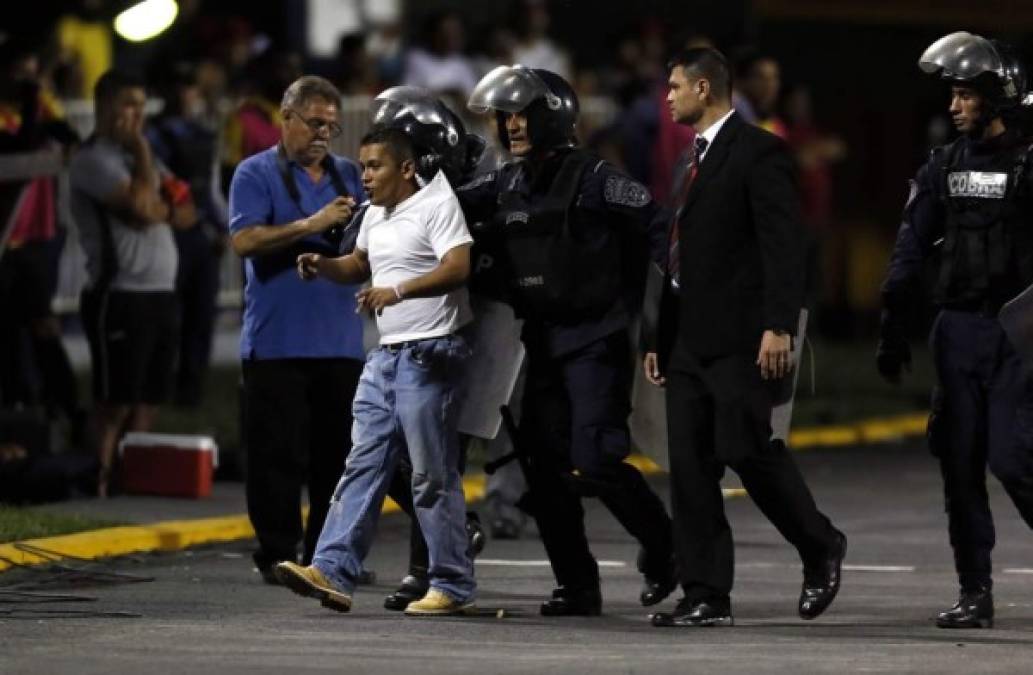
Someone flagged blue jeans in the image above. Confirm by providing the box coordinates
[312,334,475,602]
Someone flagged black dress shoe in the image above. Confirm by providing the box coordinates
[640,567,677,607]
[384,574,430,611]
[799,530,847,620]
[637,549,677,607]
[936,587,994,628]
[651,597,733,627]
[540,586,602,616]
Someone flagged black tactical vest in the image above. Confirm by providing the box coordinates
[492,150,622,322]
[934,135,1033,308]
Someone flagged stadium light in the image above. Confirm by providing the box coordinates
[114,0,179,42]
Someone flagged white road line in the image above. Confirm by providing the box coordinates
[742,563,915,572]
[1003,568,1033,575]
[476,559,627,568]
[841,565,915,572]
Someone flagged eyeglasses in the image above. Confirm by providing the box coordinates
[288,108,343,138]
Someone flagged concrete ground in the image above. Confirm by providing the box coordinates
[3,440,1033,674]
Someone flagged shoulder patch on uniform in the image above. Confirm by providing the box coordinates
[603,174,651,207]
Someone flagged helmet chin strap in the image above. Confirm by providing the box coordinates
[966,112,991,138]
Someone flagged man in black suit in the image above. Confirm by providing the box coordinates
[644,47,846,627]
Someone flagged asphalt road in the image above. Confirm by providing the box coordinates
[3,440,1033,674]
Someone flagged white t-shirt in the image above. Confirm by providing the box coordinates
[356,171,474,344]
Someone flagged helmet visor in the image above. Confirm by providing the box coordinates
[467,65,555,115]
[918,31,1004,81]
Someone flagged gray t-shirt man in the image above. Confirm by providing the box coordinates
[69,136,178,291]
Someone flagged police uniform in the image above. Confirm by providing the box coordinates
[884,129,1033,586]
[879,31,1033,628]
[457,145,675,609]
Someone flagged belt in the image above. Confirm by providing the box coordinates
[383,336,448,353]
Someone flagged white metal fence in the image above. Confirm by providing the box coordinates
[48,94,618,313]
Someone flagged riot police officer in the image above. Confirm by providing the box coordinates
[362,86,488,611]
[878,31,1033,629]
[458,65,676,615]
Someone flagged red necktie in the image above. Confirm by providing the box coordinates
[667,135,709,288]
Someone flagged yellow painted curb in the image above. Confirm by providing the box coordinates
[625,453,663,474]
[0,474,488,573]
[790,412,927,450]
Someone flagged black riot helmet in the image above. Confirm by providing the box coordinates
[919,31,1029,119]
[467,65,579,152]
[371,86,485,184]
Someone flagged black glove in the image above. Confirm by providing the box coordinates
[876,336,911,384]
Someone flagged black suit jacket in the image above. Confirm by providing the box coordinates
[653,112,805,364]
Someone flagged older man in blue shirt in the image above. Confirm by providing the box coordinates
[228,76,366,583]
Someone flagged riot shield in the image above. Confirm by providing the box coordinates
[999,284,1033,370]
[456,298,525,439]
[629,308,809,471]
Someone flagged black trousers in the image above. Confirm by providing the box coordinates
[666,349,837,601]
[929,310,1033,592]
[242,357,363,569]
[521,330,673,590]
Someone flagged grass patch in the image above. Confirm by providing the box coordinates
[0,506,125,544]
[75,364,245,478]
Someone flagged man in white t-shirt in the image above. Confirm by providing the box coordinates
[275,127,476,616]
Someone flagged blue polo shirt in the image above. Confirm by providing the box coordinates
[228,146,366,361]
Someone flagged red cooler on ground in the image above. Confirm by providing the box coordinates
[118,432,219,498]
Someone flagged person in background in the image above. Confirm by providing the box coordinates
[221,51,301,191]
[510,0,572,80]
[403,11,478,99]
[781,84,848,330]
[69,69,194,497]
[52,0,113,99]
[0,36,84,446]
[147,60,228,407]
[732,48,787,139]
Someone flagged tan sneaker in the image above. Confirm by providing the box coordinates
[274,562,352,612]
[404,588,476,616]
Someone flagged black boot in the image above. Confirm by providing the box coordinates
[466,511,486,558]
[936,587,994,628]
[540,585,602,617]
[384,573,430,611]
